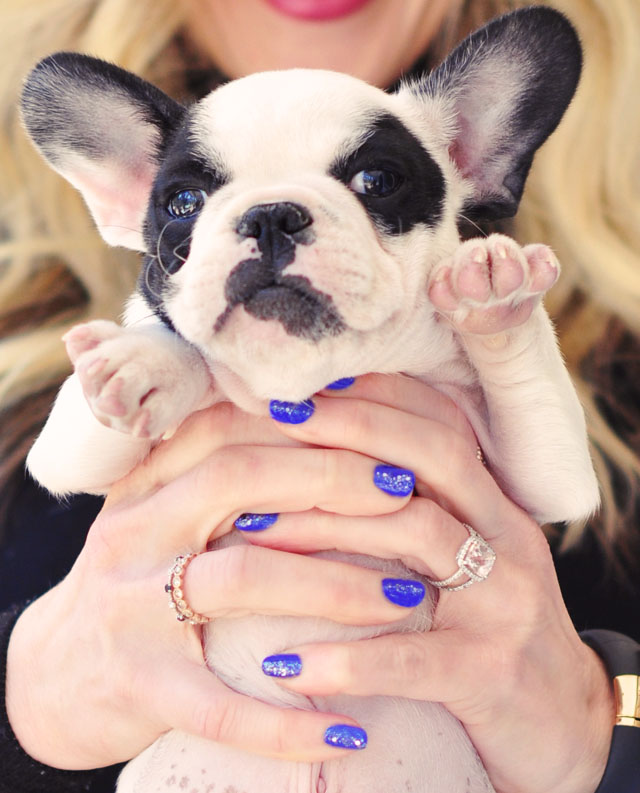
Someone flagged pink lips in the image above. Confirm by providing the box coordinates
[263,0,373,22]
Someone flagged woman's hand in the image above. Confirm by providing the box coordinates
[240,373,615,793]
[5,399,425,770]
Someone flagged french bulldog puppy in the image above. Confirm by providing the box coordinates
[21,7,599,792]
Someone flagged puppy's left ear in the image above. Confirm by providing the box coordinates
[403,7,582,221]
[21,52,185,251]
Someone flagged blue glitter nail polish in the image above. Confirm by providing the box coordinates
[324,724,368,750]
[326,377,356,390]
[373,464,415,496]
[262,653,302,678]
[234,513,279,531]
[382,578,426,608]
[269,399,315,424]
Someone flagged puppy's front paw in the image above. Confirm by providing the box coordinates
[63,321,204,439]
[428,235,559,335]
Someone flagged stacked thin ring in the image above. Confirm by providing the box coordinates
[426,523,496,592]
[166,553,211,624]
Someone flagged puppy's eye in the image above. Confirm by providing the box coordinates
[349,169,403,197]
[167,188,207,219]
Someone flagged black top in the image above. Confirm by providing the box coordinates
[1,476,639,792]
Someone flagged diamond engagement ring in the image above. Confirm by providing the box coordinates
[165,553,211,624]
[426,524,496,592]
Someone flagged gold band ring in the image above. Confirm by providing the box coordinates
[165,553,210,625]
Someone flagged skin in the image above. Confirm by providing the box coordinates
[7,377,613,793]
[179,0,457,87]
[7,2,615,791]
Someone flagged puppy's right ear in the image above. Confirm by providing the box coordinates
[21,52,185,251]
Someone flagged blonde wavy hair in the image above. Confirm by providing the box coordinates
[1,0,639,556]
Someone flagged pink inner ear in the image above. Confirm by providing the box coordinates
[63,157,157,252]
[448,114,479,180]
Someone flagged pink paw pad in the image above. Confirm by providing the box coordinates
[62,324,101,363]
[429,235,560,335]
[94,377,127,417]
[456,249,491,302]
[524,245,560,293]
[489,241,525,298]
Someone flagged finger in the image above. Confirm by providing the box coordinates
[147,659,369,761]
[107,401,302,506]
[183,544,427,623]
[320,373,476,445]
[270,396,513,540]
[239,499,472,582]
[257,630,483,707]
[102,445,414,557]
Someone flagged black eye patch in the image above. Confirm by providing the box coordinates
[330,113,445,235]
[141,121,229,317]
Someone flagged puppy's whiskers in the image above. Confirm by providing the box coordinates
[458,214,488,238]
[144,262,163,300]
[172,237,192,264]
[155,219,177,277]
[98,224,141,235]
[126,311,157,327]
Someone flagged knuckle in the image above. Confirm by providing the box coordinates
[401,499,451,569]
[445,428,477,480]
[212,544,258,597]
[406,497,443,532]
[192,445,262,498]
[344,398,375,438]
[394,634,428,684]
[193,696,235,744]
[271,709,294,756]
[316,447,343,494]
[180,400,236,442]
[330,644,361,692]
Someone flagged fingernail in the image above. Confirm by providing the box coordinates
[373,464,415,496]
[324,724,368,750]
[269,399,315,424]
[382,578,426,607]
[262,653,302,678]
[326,377,355,390]
[234,513,279,531]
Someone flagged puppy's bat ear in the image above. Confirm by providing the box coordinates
[403,7,582,221]
[21,52,184,251]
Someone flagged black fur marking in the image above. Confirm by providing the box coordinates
[141,116,230,315]
[330,114,445,235]
[21,52,184,164]
[217,265,344,341]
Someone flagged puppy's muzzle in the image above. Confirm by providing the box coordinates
[214,201,344,340]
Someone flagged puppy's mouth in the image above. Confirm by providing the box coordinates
[214,264,345,340]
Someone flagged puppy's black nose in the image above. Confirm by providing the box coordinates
[236,202,312,239]
[235,202,313,273]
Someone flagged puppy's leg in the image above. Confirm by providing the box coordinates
[27,374,154,496]
[27,321,214,495]
[429,234,600,523]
